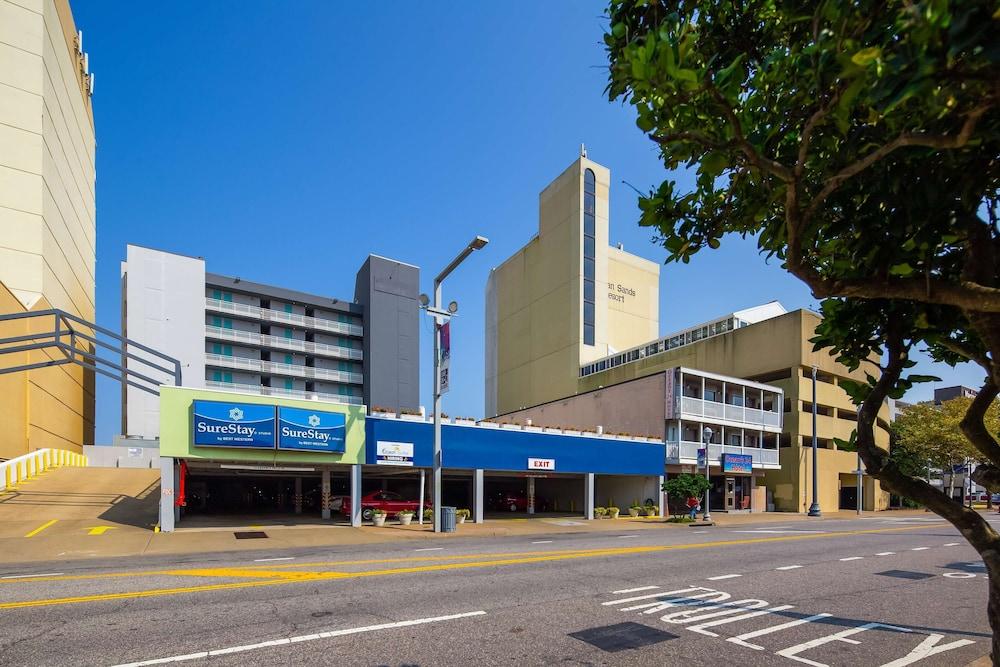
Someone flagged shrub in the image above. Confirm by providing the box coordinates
[422,508,433,521]
[456,509,471,519]
[594,507,608,517]
[372,508,386,516]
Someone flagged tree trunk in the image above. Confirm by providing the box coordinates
[986,553,1000,665]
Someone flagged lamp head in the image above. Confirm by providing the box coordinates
[418,293,429,308]
[447,301,459,314]
[469,236,489,250]
[703,427,714,440]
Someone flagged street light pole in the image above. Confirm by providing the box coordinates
[808,365,822,517]
[429,236,488,533]
[702,426,713,522]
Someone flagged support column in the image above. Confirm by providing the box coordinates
[658,475,665,517]
[419,469,426,525]
[474,469,484,524]
[321,470,331,520]
[159,457,175,533]
[527,477,535,515]
[585,473,595,520]
[294,477,303,515]
[350,464,362,527]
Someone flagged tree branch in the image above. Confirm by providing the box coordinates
[705,82,794,182]
[960,378,1000,465]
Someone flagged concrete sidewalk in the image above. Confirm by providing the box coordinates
[0,507,940,565]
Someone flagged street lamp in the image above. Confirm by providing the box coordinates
[702,426,713,522]
[808,365,822,517]
[423,235,489,533]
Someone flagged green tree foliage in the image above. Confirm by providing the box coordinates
[893,398,994,468]
[604,0,1000,655]
[662,473,711,516]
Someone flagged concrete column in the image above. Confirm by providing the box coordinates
[294,477,303,514]
[418,469,426,525]
[585,473,595,520]
[527,477,535,515]
[474,469,484,524]
[350,464,362,527]
[658,475,665,517]
[159,457,175,533]
[321,470,331,520]
[174,462,181,524]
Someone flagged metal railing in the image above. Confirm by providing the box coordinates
[204,380,363,406]
[678,396,782,428]
[204,353,363,384]
[205,298,363,337]
[1,448,88,491]
[204,325,363,361]
[0,309,181,396]
[669,440,780,467]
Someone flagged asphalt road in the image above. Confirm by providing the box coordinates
[0,515,992,666]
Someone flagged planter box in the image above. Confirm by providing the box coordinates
[477,421,499,429]
[398,514,413,525]
[371,411,396,419]
[561,429,582,436]
[454,419,476,426]
[543,427,563,434]
[373,515,386,526]
[522,425,543,433]
[499,423,519,430]
[398,414,424,422]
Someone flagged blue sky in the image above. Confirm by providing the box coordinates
[73,1,984,443]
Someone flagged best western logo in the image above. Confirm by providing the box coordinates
[197,422,257,436]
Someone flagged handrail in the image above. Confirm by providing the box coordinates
[0,447,88,491]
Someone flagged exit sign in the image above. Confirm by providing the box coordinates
[527,458,555,471]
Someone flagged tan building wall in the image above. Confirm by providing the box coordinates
[485,153,659,416]
[0,0,95,458]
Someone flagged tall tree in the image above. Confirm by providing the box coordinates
[604,0,1000,657]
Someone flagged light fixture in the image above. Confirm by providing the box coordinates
[447,301,458,314]
[418,293,430,307]
[470,236,489,250]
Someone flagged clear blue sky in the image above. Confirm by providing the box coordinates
[73,1,983,443]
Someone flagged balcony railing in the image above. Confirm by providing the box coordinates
[205,298,363,337]
[668,440,780,467]
[204,353,363,384]
[679,396,782,428]
[205,325,363,361]
[204,380,363,406]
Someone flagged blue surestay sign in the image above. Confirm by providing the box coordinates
[193,400,276,449]
[722,453,753,474]
[277,407,346,453]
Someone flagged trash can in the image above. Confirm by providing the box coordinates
[441,506,457,533]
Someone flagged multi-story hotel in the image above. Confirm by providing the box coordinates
[0,0,96,458]
[489,152,893,513]
[121,245,420,439]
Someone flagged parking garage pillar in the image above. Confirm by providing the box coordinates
[159,457,175,533]
[294,477,303,515]
[474,469,484,524]
[585,473,595,520]
[321,470,331,520]
[350,464,362,527]
[658,475,665,518]
[527,477,535,515]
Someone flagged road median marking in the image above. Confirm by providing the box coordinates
[23,520,57,538]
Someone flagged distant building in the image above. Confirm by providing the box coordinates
[121,245,420,439]
[934,386,979,405]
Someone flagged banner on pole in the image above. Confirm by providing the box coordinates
[439,321,451,394]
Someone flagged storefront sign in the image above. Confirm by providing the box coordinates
[722,453,753,474]
[277,407,346,453]
[527,458,555,471]
[665,370,677,419]
[376,441,414,466]
[193,400,276,449]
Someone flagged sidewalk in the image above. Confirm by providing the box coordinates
[0,508,938,566]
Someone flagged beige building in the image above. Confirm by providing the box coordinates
[0,0,96,459]
[489,153,891,513]
[485,149,659,416]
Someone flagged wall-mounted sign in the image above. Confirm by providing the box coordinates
[193,400,275,449]
[527,458,555,471]
[376,441,414,466]
[277,407,346,453]
[722,453,753,474]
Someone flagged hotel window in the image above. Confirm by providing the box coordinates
[583,168,596,345]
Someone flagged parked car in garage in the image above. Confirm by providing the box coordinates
[342,490,430,521]
[487,490,550,512]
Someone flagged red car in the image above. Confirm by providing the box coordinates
[487,491,549,512]
[342,490,430,521]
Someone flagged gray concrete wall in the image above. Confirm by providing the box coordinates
[84,444,159,469]
[355,255,420,412]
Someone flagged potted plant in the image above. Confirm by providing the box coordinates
[423,508,433,522]
[370,406,395,418]
[607,506,620,519]
[398,510,414,526]
[399,408,424,422]
[455,416,476,426]
[372,508,387,526]
[456,509,471,524]
[477,420,499,429]
[594,506,608,519]
[644,505,657,517]
[628,502,642,518]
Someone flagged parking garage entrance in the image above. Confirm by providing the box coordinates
[483,472,585,517]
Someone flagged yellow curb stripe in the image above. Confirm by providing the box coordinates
[23,520,58,538]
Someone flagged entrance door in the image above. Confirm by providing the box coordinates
[725,477,736,510]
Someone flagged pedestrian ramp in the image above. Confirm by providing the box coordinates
[0,466,159,537]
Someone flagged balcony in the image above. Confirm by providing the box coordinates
[204,380,364,406]
[679,396,782,429]
[205,325,363,361]
[205,298,364,337]
[666,440,780,468]
[205,353,364,384]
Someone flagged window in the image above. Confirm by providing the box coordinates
[284,378,293,390]
[582,168,596,345]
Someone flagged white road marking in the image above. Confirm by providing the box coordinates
[707,574,742,581]
[604,586,710,607]
[911,547,930,551]
[616,535,639,539]
[728,613,832,650]
[531,540,552,544]
[612,585,659,594]
[692,531,709,534]
[943,543,960,547]
[730,529,824,534]
[0,572,64,579]
[776,621,911,665]
[880,634,976,667]
[839,557,863,561]
[253,557,294,562]
[943,572,977,579]
[688,605,795,637]
[775,565,803,571]
[876,552,895,556]
[414,547,444,552]
[110,611,487,667]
